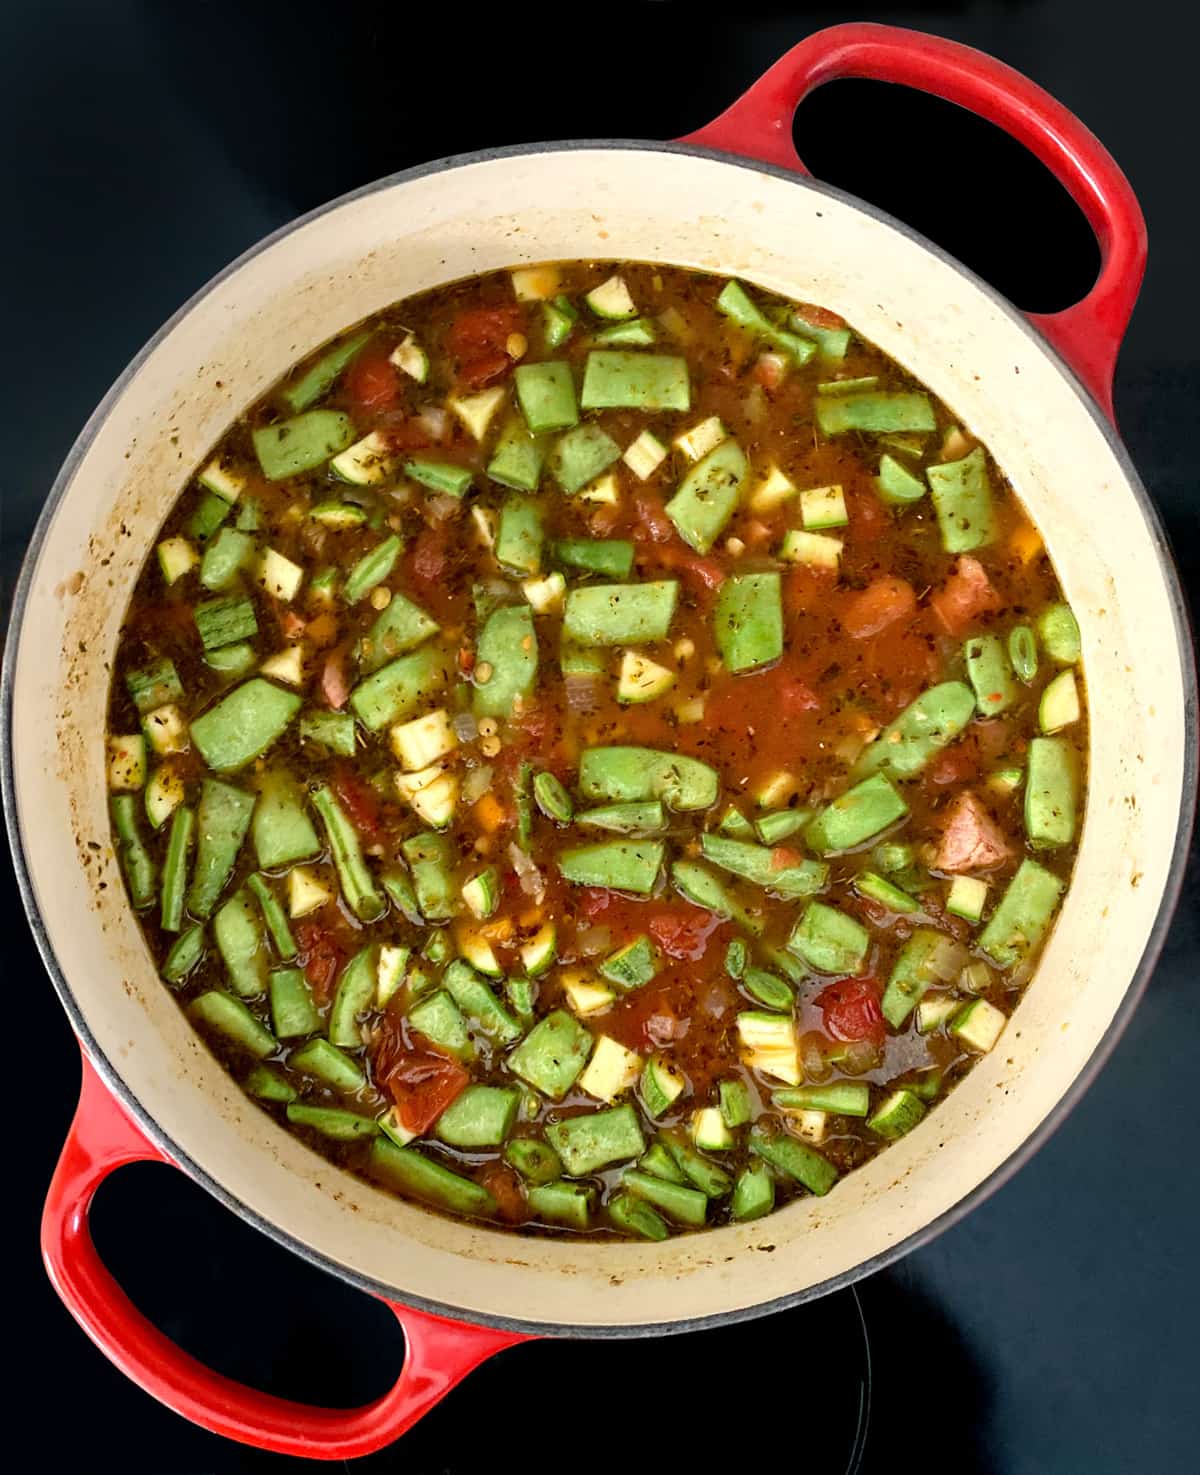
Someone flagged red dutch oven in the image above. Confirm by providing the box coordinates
[5,23,1194,1460]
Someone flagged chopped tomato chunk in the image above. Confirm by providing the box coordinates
[329,763,383,841]
[639,541,726,591]
[841,576,917,639]
[319,644,351,710]
[930,555,1002,635]
[816,976,886,1045]
[477,1162,527,1223]
[345,349,402,414]
[381,1048,470,1135]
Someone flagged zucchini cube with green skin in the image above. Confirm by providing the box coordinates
[515,360,578,434]
[868,1089,927,1140]
[641,1054,686,1117]
[876,454,926,505]
[507,1010,593,1099]
[1037,603,1081,665]
[665,439,747,554]
[435,1086,521,1148]
[804,773,909,856]
[546,1104,645,1176]
[600,935,660,991]
[787,902,871,975]
[713,573,783,673]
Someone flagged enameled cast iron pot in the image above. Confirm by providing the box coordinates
[4,24,1195,1460]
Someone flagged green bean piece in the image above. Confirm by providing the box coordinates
[700,833,828,897]
[661,1130,733,1197]
[804,773,908,856]
[575,802,665,834]
[1008,624,1039,684]
[547,1104,645,1176]
[189,992,277,1059]
[289,1037,366,1092]
[773,1081,871,1117]
[563,582,679,645]
[741,966,794,1012]
[623,1169,708,1227]
[978,858,1066,968]
[876,453,926,505]
[400,832,457,921]
[495,495,544,576]
[508,1010,593,1099]
[436,1086,521,1148]
[853,682,977,780]
[246,873,297,959]
[328,945,378,1047]
[515,360,579,434]
[162,924,205,984]
[578,746,718,811]
[815,392,935,436]
[580,352,690,412]
[559,841,665,894]
[344,534,403,605]
[504,1138,563,1185]
[487,417,547,492]
[360,592,439,673]
[312,785,385,922]
[194,594,259,656]
[533,770,574,824]
[245,1065,297,1103]
[369,1138,497,1219]
[287,1105,379,1141]
[724,939,748,979]
[719,1079,753,1129]
[1024,736,1079,849]
[927,447,996,553]
[187,779,256,919]
[787,902,870,975]
[671,860,763,935]
[713,572,783,672]
[252,410,356,480]
[608,1192,670,1240]
[269,967,321,1038]
[159,805,195,933]
[749,1123,839,1195]
[190,680,302,773]
[880,928,965,1027]
[1037,603,1081,664]
[731,1162,775,1221]
[252,771,320,870]
[964,633,1017,716]
[549,424,621,494]
[282,330,370,412]
[350,645,447,732]
[111,794,156,910]
[516,760,535,850]
[554,539,635,579]
[474,605,539,719]
[528,1181,595,1229]
[715,281,815,362]
[442,960,523,1046]
[665,439,747,554]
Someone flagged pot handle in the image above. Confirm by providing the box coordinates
[678,21,1146,422]
[41,1053,529,1460]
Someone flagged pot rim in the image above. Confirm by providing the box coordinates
[5,137,1196,1339]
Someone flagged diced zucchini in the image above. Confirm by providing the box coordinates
[640,1053,686,1117]
[143,704,188,756]
[779,528,843,570]
[461,866,500,919]
[330,429,398,485]
[799,484,848,530]
[868,1089,927,1140]
[288,865,334,918]
[108,734,146,791]
[691,1106,734,1151]
[259,646,304,687]
[579,1035,643,1102]
[519,922,557,976]
[562,970,616,1017]
[376,944,410,1007]
[674,416,726,462]
[916,994,960,1034]
[144,763,185,828]
[1039,669,1081,732]
[599,934,659,992]
[1037,603,1082,664]
[881,927,966,1027]
[157,535,199,585]
[749,466,798,512]
[616,650,676,704]
[511,264,561,301]
[523,572,566,614]
[949,997,1008,1052]
[623,429,669,480]
[736,1011,800,1086]
[585,274,637,320]
[395,761,459,829]
[389,333,428,383]
[258,547,304,602]
[390,708,457,771]
[946,874,989,923]
[450,385,508,442]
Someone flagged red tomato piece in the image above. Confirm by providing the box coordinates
[929,555,1001,635]
[345,349,402,414]
[477,1162,527,1224]
[631,492,675,544]
[458,351,512,390]
[648,904,725,961]
[294,914,351,1001]
[796,302,846,330]
[840,576,917,639]
[816,976,886,1045]
[845,486,887,542]
[445,305,524,357]
[330,763,383,841]
[408,524,448,585]
[381,1048,470,1135]
[640,541,726,591]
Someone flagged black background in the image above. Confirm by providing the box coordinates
[3,2,1198,1471]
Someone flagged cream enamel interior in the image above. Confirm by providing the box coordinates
[8,146,1189,1331]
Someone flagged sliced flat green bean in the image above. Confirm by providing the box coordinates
[853,682,977,780]
[964,633,1017,716]
[344,534,403,604]
[563,582,679,645]
[369,1137,497,1218]
[111,794,156,910]
[246,873,297,959]
[190,680,302,773]
[713,572,783,672]
[1008,625,1039,684]
[578,746,718,811]
[1024,736,1079,850]
[187,779,255,918]
[160,805,195,933]
[162,924,205,983]
[575,801,665,834]
[474,605,538,719]
[312,785,385,921]
[804,774,908,856]
[282,331,370,412]
[559,840,665,894]
[329,945,378,1046]
[665,440,747,554]
[787,901,870,975]
[815,392,935,436]
[927,447,996,553]
[671,860,763,934]
[699,833,827,897]
[533,770,574,824]
[749,1123,838,1195]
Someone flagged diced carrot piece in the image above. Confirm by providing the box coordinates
[473,792,507,832]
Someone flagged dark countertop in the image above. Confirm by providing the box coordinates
[4,4,1197,1471]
